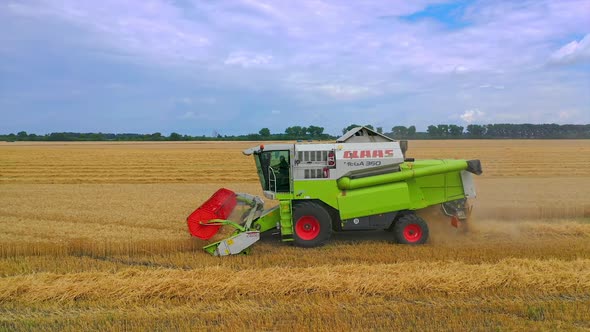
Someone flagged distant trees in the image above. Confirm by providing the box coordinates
[449,125,464,137]
[478,123,566,138]
[258,128,271,137]
[1,130,252,141]
[150,132,163,141]
[47,133,69,141]
[284,125,325,138]
[466,124,486,137]
[169,132,182,141]
[422,123,590,139]
[392,126,409,139]
[285,126,307,137]
[392,125,416,139]
[438,125,449,137]
[307,125,325,137]
[1,123,589,142]
[426,125,462,138]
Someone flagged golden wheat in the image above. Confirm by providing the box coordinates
[2,258,588,303]
[1,140,589,184]
[1,140,590,331]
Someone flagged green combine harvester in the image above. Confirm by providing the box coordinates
[187,126,482,256]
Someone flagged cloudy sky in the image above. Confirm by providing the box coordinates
[1,0,589,135]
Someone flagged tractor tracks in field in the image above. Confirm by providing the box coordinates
[71,252,194,271]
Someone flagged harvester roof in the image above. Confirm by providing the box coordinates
[337,126,394,143]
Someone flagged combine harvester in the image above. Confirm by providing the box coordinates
[187,127,482,256]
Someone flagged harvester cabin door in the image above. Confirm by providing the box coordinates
[259,150,291,193]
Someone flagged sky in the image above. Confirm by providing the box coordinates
[0,0,589,136]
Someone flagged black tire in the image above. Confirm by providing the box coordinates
[292,201,332,248]
[393,213,429,245]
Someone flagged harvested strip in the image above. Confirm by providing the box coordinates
[2,259,588,304]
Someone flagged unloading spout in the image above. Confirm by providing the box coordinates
[337,159,481,191]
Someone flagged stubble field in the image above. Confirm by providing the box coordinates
[1,140,590,331]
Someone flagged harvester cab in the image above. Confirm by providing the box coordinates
[187,127,482,256]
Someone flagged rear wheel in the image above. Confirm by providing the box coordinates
[292,201,332,247]
[393,213,429,245]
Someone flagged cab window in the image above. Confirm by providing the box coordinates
[256,150,290,192]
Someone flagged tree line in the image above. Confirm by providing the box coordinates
[0,125,333,142]
[1,123,589,141]
[421,123,590,139]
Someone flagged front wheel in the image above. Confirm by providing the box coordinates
[292,201,332,248]
[393,213,429,245]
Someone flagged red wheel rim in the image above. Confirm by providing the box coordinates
[403,224,423,243]
[295,216,321,240]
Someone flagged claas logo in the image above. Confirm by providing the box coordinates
[343,149,394,159]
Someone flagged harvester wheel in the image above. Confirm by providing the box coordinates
[292,201,332,248]
[393,213,429,245]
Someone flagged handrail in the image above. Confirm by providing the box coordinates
[268,166,277,193]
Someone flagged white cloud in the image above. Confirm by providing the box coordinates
[315,84,373,99]
[177,97,193,105]
[180,111,214,120]
[558,110,581,120]
[180,111,197,119]
[198,97,217,105]
[4,0,211,64]
[224,52,273,68]
[460,109,485,123]
[2,0,589,134]
[454,65,469,73]
[550,34,590,64]
[5,0,589,73]
[479,84,505,90]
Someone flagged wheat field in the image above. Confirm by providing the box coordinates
[1,140,590,331]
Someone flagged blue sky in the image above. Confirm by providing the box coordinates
[0,0,589,136]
